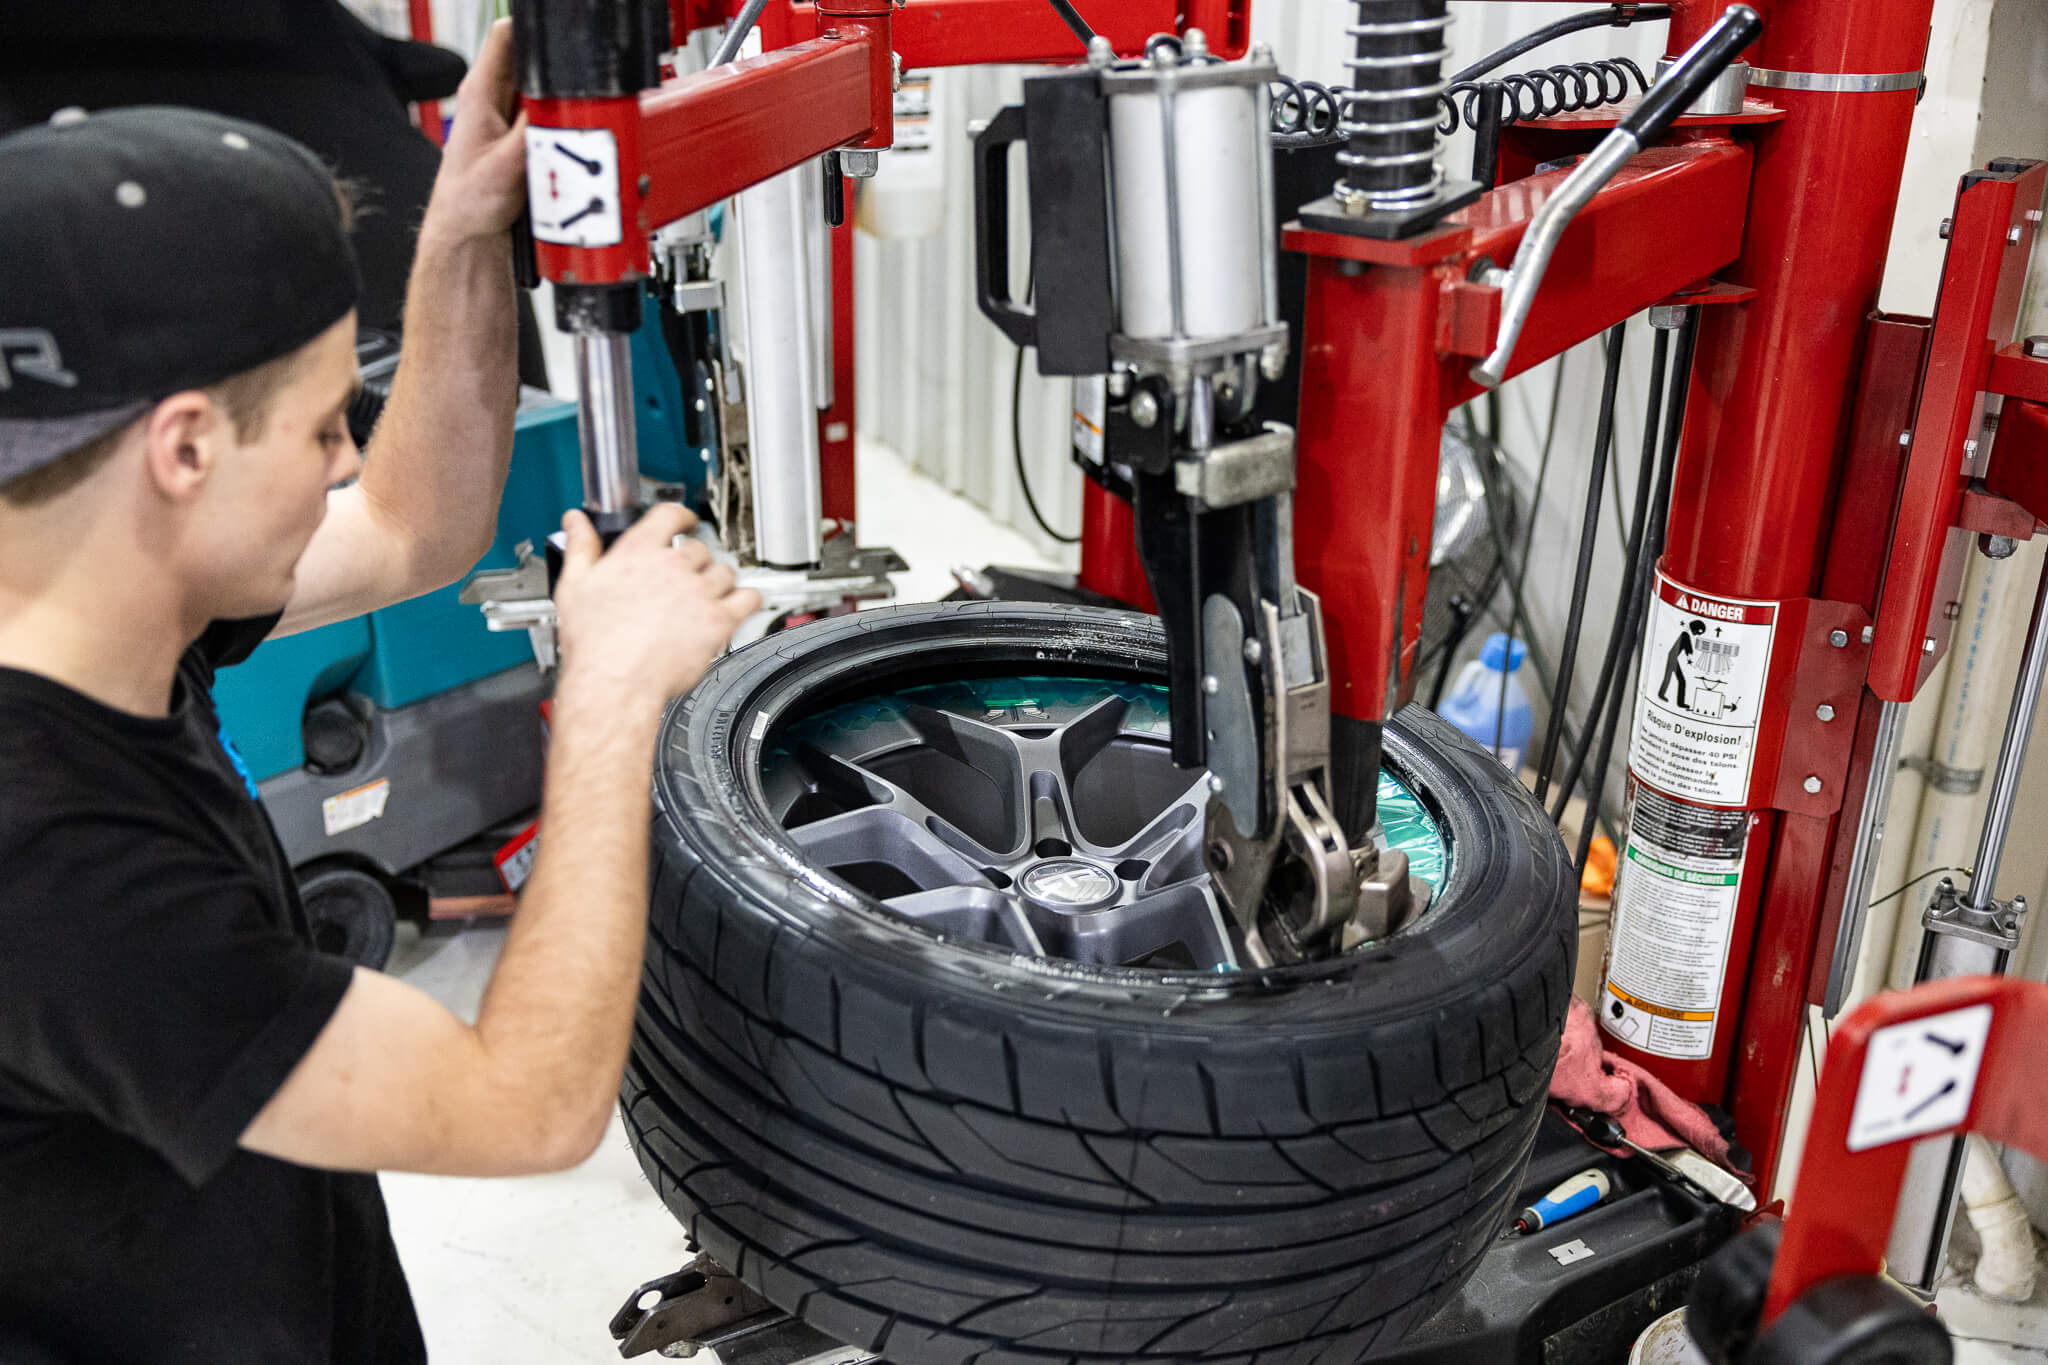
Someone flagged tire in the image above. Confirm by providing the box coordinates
[298,863,399,970]
[624,603,1577,1364]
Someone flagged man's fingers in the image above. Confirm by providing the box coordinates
[699,561,738,597]
[622,502,696,549]
[674,538,714,572]
[560,509,602,572]
[724,588,765,623]
[471,17,519,123]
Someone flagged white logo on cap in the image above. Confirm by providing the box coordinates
[0,331,80,390]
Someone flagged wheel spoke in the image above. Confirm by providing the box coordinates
[1028,883,1238,971]
[1055,695,1131,780]
[884,888,1048,956]
[786,805,985,891]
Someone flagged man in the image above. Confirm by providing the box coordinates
[0,23,760,1362]
[1659,618,1704,708]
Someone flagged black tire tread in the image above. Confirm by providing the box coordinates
[622,604,1577,1364]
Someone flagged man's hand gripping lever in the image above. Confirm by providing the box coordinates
[462,287,650,668]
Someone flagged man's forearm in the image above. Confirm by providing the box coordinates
[360,228,521,582]
[470,671,665,1156]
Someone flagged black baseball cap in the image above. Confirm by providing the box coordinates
[0,106,361,484]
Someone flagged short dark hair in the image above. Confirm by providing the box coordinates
[0,344,311,509]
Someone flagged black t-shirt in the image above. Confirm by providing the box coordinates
[0,618,425,1363]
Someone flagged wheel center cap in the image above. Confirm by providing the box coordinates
[1019,858,1120,911]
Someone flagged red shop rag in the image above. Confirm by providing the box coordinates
[1550,997,1737,1170]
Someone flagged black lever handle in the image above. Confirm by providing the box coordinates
[1620,4,1762,144]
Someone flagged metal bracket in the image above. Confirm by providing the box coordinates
[1761,596,1872,816]
[1174,424,1296,509]
[609,1255,875,1363]
[1899,753,1985,796]
[1923,878,2028,952]
[459,540,558,670]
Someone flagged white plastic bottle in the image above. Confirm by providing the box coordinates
[1437,632,1533,774]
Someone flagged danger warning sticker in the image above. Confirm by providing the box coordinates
[1631,575,1776,806]
[1600,784,1751,1060]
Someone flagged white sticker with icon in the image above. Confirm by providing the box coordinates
[1847,1004,1994,1152]
[526,126,623,248]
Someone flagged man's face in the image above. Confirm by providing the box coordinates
[186,314,361,619]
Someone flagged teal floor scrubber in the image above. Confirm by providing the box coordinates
[214,315,716,967]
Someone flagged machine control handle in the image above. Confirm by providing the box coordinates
[1470,4,1762,388]
[972,104,1038,350]
[512,209,540,291]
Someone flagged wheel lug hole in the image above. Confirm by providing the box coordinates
[1207,840,1233,871]
[1034,837,1072,859]
[1115,858,1148,881]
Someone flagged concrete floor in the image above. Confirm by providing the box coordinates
[380,441,2048,1362]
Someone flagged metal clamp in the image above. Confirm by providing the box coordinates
[1923,878,2028,953]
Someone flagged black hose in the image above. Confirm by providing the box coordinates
[1011,266,1079,545]
[1550,323,1667,824]
[1534,321,1625,805]
[1492,355,1568,764]
[1574,307,1698,872]
[1451,4,1673,84]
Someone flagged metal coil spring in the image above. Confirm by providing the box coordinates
[1268,75,1345,148]
[1337,0,1454,208]
[1439,58,1649,134]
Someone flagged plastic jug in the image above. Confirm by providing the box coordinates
[1437,632,1532,774]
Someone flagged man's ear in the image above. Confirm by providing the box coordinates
[140,391,223,502]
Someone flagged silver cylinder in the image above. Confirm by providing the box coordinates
[573,331,638,522]
[1964,558,2048,910]
[1106,62,1267,343]
[735,164,825,569]
[1886,557,2048,1292]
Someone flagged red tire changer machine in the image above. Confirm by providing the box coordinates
[507,0,2048,1355]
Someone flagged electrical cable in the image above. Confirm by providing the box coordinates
[1011,264,1079,544]
[1534,321,1626,805]
[1870,866,1974,910]
[1451,4,1673,84]
[1604,327,1633,549]
[711,0,773,65]
[1573,306,1698,873]
[1493,354,1569,765]
[1550,323,1667,825]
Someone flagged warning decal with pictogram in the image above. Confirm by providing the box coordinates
[1630,574,1777,805]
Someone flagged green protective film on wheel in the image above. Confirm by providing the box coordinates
[766,675,1446,892]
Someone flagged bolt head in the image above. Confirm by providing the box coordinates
[1206,774,1225,793]
[1803,775,1823,794]
[1940,217,1954,239]
[1202,674,1220,694]
[2024,335,2048,361]
[1924,636,1938,654]
[1899,429,1913,447]
[1087,35,1115,68]
[1816,703,1836,722]
[1184,27,1210,57]
[1130,390,1160,428]
[1862,625,1875,644]
[2011,225,2025,244]
[1829,629,1849,648]
[1980,532,2019,560]
[1242,638,1263,666]
[1648,305,1686,331]
[841,149,882,178]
